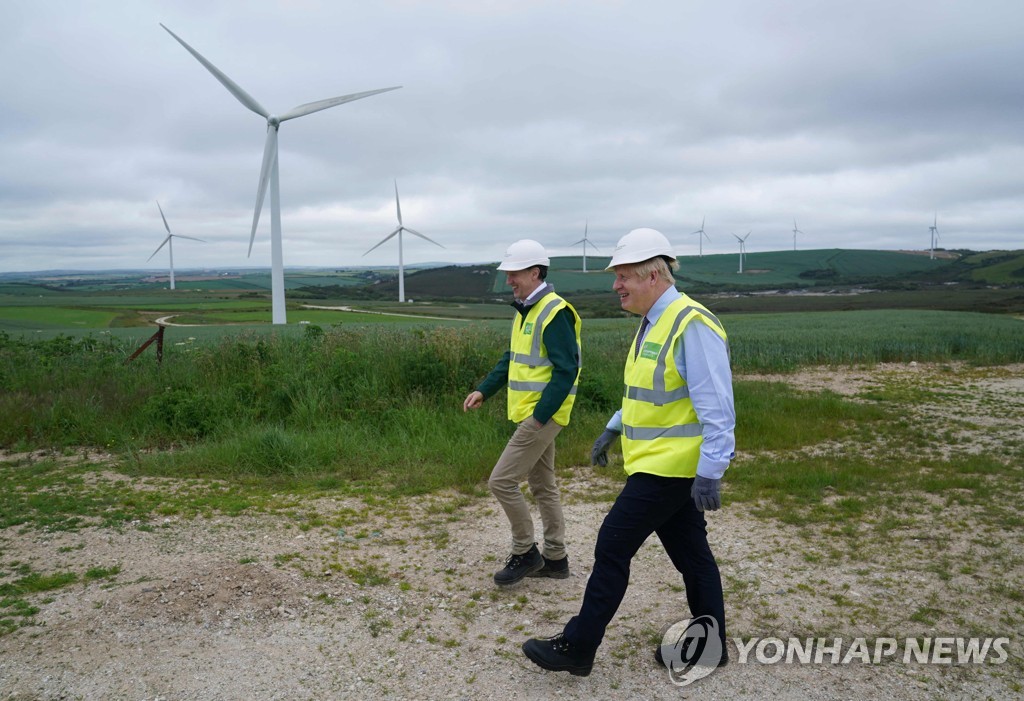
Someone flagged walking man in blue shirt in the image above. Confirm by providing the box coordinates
[522,228,735,676]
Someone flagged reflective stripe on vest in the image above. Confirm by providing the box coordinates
[620,294,728,478]
[509,381,579,395]
[506,291,582,426]
[510,295,563,367]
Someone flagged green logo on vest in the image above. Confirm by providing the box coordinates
[640,341,662,360]
[523,322,534,335]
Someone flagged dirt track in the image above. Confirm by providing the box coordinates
[1,364,1021,700]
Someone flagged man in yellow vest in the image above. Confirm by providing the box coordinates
[463,239,583,586]
[523,228,735,676]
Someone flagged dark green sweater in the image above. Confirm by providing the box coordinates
[476,303,579,425]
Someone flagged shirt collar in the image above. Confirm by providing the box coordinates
[523,282,552,304]
[511,282,553,314]
[643,285,681,327]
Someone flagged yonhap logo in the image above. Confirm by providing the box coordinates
[659,615,724,686]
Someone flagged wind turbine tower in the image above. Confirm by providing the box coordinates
[364,181,445,303]
[691,217,710,257]
[792,219,803,251]
[161,24,400,324]
[733,231,751,273]
[149,201,205,290]
[571,220,601,272]
[929,214,939,260]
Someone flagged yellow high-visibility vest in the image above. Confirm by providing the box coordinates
[507,291,582,426]
[621,294,728,477]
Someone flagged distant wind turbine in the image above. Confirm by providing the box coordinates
[160,24,401,324]
[364,181,445,303]
[792,219,803,251]
[929,213,939,260]
[733,231,751,273]
[571,220,601,272]
[148,201,205,291]
[691,217,710,257]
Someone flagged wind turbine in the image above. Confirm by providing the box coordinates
[733,231,751,273]
[161,24,401,324]
[690,217,710,257]
[364,181,444,303]
[929,213,939,260]
[571,220,601,272]
[148,201,205,291]
[792,219,803,251]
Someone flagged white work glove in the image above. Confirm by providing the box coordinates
[691,475,721,511]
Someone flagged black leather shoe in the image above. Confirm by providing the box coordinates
[522,634,595,676]
[526,555,569,579]
[493,544,543,586]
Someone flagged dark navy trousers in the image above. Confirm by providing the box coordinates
[562,472,726,651]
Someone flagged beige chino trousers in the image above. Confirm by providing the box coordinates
[488,419,567,560]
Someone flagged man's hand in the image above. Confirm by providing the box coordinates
[463,391,484,412]
[591,428,621,467]
[691,475,721,511]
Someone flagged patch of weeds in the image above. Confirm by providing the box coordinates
[273,552,304,567]
[84,565,121,581]
[364,609,393,638]
[345,558,391,586]
[909,606,945,626]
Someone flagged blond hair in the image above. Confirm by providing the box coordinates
[630,255,678,281]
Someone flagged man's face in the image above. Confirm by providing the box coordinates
[506,267,541,300]
[612,264,659,315]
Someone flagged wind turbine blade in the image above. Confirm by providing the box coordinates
[404,227,445,249]
[173,234,206,242]
[148,235,171,261]
[160,24,270,119]
[394,180,403,226]
[363,228,401,255]
[278,86,402,122]
[249,126,278,256]
[571,238,587,246]
[586,241,601,253]
[156,201,171,234]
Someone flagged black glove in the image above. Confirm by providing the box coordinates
[591,428,621,467]
[691,475,721,511]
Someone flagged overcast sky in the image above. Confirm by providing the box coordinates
[1,0,1022,273]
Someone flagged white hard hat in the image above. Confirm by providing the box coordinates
[497,239,550,271]
[606,228,676,269]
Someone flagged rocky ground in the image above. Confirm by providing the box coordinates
[1,364,1021,700]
